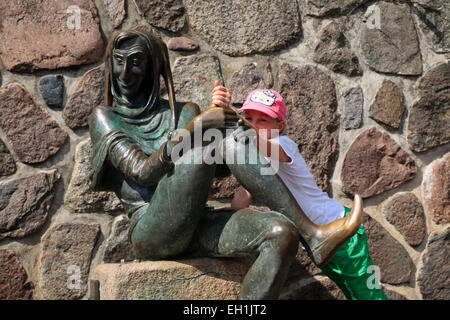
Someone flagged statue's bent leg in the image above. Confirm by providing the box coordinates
[130,146,216,260]
[193,209,299,300]
[220,133,363,267]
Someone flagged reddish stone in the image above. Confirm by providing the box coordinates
[168,37,199,52]
[0,0,105,72]
[422,152,450,225]
[0,83,68,164]
[341,127,417,198]
[0,170,60,240]
[0,249,34,300]
[369,80,406,129]
[382,192,426,247]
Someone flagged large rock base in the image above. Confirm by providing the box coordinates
[93,258,251,300]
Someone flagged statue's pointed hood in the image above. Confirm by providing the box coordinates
[104,25,177,129]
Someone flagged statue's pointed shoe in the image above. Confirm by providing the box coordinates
[304,194,364,268]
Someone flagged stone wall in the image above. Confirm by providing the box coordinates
[0,0,449,300]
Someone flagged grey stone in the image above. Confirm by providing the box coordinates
[418,227,450,299]
[359,2,422,75]
[342,86,363,130]
[103,0,126,28]
[341,127,417,198]
[369,80,406,129]
[364,214,414,285]
[133,0,185,33]
[229,63,266,106]
[39,74,64,108]
[0,83,68,164]
[39,222,100,300]
[172,54,223,111]
[184,0,302,56]
[64,138,123,214]
[103,215,135,263]
[313,21,362,77]
[407,62,450,152]
[0,138,16,177]
[0,170,60,240]
[63,66,104,129]
[413,0,450,53]
[278,63,339,193]
[382,192,426,247]
[301,0,371,17]
[0,0,104,72]
[422,152,450,225]
[93,258,251,299]
[0,249,34,300]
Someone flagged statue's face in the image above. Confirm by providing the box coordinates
[112,37,149,98]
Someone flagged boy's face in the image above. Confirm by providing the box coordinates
[243,110,285,139]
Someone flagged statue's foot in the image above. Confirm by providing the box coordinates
[306,194,363,268]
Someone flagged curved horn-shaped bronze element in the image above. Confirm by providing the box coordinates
[305,194,364,267]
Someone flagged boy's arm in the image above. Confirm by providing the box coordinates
[231,185,253,208]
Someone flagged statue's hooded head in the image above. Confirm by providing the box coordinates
[104,26,177,128]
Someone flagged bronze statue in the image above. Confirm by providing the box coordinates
[88,26,363,299]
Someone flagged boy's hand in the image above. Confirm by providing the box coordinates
[212,80,231,109]
[231,186,252,209]
[211,80,257,132]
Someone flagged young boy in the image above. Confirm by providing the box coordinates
[212,82,390,300]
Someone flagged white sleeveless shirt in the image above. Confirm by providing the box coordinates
[271,135,345,226]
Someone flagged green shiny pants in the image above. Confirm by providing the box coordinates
[321,207,391,300]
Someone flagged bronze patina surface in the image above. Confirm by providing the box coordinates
[89,27,363,299]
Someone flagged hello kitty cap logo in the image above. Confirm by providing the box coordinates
[241,89,286,121]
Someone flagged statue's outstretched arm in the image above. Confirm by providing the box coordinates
[89,106,173,188]
[108,138,173,187]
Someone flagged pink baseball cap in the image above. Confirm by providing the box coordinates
[241,89,286,121]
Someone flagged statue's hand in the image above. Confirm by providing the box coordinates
[231,125,257,145]
[184,104,239,134]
